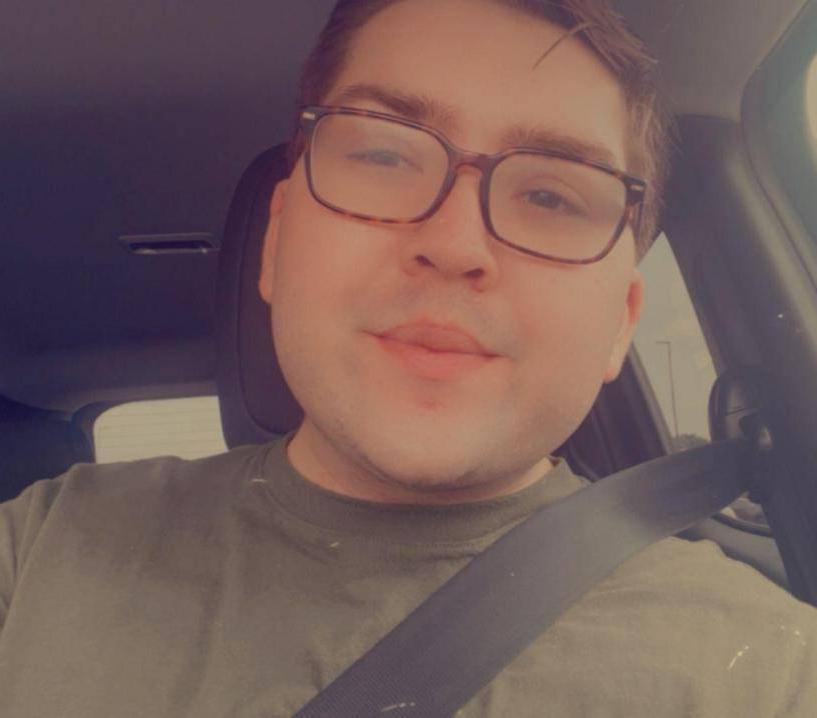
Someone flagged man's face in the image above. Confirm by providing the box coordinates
[260,0,644,498]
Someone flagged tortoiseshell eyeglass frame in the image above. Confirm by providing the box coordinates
[298,105,647,265]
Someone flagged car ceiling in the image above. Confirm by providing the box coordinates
[0,0,810,412]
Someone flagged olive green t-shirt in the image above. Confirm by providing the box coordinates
[0,435,815,716]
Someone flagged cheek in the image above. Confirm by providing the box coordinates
[269,209,363,405]
[270,191,396,353]
[272,199,359,313]
[515,269,628,381]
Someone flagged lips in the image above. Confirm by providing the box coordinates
[378,323,495,356]
[373,322,498,381]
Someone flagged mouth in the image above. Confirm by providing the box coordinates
[372,322,499,381]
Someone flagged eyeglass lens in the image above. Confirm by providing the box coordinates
[309,112,628,261]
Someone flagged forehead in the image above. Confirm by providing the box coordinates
[327,0,628,168]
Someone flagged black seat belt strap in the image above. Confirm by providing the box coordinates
[293,439,750,718]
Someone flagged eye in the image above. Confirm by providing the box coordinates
[348,149,408,168]
[522,189,582,216]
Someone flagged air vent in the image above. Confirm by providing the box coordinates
[119,233,219,255]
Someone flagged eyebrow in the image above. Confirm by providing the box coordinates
[329,83,459,132]
[499,125,619,169]
[328,83,621,170]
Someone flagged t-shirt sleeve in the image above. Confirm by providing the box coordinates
[0,479,63,631]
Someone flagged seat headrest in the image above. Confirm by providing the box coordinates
[0,396,94,501]
[215,144,303,448]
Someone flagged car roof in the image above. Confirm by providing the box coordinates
[0,0,810,411]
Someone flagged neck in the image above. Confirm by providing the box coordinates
[285,421,553,505]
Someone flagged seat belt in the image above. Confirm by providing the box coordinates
[293,439,752,718]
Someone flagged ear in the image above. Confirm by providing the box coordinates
[258,179,290,306]
[602,270,645,383]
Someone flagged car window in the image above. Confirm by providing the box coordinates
[632,234,770,530]
[93,396,227,463]
[632,233,715,451]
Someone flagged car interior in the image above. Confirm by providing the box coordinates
[1,0,817,609]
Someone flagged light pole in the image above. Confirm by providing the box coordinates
[656,340,679,438]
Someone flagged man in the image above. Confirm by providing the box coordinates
[1,0,815,716]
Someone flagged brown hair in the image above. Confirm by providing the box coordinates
[291,0,672,258]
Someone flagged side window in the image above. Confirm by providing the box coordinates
[632,234,768,529]
[631,234,716,451]
[93,396,228,463]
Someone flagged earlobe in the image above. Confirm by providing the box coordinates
[602,270,645,383]
[258,179,290,306]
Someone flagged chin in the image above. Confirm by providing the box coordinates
[366,454,487,495]
[349,419,526,493]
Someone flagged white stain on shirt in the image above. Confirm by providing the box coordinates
[728,645,750,670]
[779,624,808,647]
[381,701,417,712]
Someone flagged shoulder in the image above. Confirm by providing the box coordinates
[478,536,817,716]
[23,443,267,508]
[0,443,274,566]
[607,535,799,605]
[583,536,817,638]
[78,442,265,492]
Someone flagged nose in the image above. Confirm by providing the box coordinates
[397,169,500,291]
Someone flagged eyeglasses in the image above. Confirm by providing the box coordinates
[299,106,647,264]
